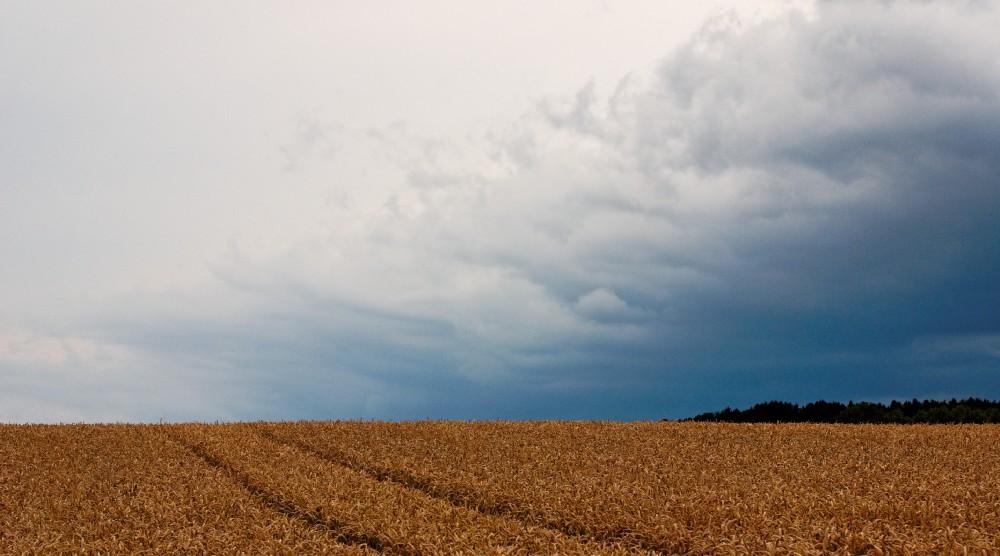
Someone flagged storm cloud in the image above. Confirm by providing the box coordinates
[2,0,999,421]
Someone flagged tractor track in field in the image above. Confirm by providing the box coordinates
[163,428,387,554]
[255,426,664,556]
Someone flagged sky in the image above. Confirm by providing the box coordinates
[2,0,999,423]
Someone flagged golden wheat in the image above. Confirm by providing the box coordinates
[0,424,369,555]
[3,422,999,554]
[262,421,1000,555]
[170,422,648,555]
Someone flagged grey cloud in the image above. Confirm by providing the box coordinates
[270,109,344,172]
[456,1,1000,407]
[11,0,1000,422]
[241,1,998,417]
[646,2,1000,173]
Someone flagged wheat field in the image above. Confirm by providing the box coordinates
[2,422,998,554]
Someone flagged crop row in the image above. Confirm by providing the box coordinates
[0,424,369,555]
[169,423,650,555]
[260,421,1000,555]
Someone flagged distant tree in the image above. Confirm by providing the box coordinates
[682,397,1000,424]
[800,400,846,423]
[836,402,887,424]
[884,408,909,423]
[742,401,800,423]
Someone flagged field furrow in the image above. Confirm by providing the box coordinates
[256,424,587,538]
[262,421,1000,555]
[0,424,372,555]
[170,423,651,556]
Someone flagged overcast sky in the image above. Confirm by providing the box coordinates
[3,0,999,423]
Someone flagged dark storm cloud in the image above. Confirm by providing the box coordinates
[418,0,1000,414]
[6,0,998,422]
[611,0,1000,411]
[219,0,1000,410]
[179,0,1000,417]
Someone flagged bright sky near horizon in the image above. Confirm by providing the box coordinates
[2,0,999,423]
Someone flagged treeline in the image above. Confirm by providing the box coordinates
[687,398,1000,424]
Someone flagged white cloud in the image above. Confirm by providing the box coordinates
[0,332,128,366]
